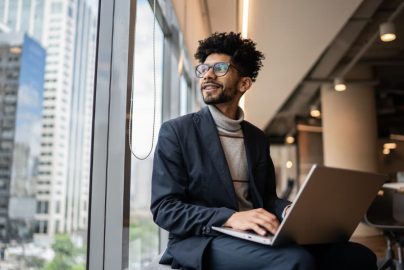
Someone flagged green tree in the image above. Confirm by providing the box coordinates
[51,234,76,257]
[25,256,46,269]
[42,234,85,270]
[43,255,71,270]
[129,215,159,257]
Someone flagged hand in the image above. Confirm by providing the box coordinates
[223,208,280,236]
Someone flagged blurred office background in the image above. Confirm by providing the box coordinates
[0,0,403,269]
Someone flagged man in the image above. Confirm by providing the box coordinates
[151,32,377,270]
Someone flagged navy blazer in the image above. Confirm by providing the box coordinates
[151,107,290,270]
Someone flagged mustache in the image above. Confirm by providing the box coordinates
[201,80,223,89]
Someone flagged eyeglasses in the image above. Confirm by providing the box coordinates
[195,62,243,78]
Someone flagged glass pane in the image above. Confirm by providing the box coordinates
[128,0,164,269]
[180,75,187,116]
[0,0,98,269]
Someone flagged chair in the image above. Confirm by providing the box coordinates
[365,185,404,270]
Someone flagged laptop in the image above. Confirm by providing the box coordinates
[212,165,386,246]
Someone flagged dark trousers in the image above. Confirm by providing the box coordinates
[204,235,377,270]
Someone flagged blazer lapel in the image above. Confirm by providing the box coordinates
[242,122,264,208]
[195,107,238,209]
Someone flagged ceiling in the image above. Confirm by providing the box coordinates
[172,0,403,140]
[201,0,365,129]
[265,0,404,143]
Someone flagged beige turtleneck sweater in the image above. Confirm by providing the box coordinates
[208,105,253,211]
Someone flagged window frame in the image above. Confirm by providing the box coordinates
[87,0,133,269]
[87,0,197,268]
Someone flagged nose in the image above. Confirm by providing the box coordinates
[202,66,216,80]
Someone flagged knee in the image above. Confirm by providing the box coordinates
[321,242,377,270]
[286,247,316,270]
[347,242,377,270]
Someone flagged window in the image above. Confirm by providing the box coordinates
[35,220,48,234]
[55,200,61,214]
[68,6,73,18]
[0,1,99,269]
[129,0,164,268]
[51,3,63,14]
[36,200,49,214]
[179,74,192,115]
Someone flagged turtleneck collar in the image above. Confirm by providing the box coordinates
[208,105,244,132]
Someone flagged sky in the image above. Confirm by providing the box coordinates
[88,0,99,12]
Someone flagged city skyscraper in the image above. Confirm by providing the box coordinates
[0,0,45,42]
[65,0,97,233]
[0,0,97,242]
[33,0,77,241]
[0,33,46,241]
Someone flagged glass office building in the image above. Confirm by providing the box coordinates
[0,31,45,250]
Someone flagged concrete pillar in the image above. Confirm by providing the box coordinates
[321,66,379,236]
[321,84,378,172]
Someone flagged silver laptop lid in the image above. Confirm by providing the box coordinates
[272,165,386,246]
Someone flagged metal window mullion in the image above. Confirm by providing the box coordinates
[104,0,133,268]
[87,0,115,269]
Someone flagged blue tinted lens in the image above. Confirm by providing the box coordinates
[213,62,229,76]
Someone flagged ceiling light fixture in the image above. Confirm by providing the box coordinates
[382,142,398,156]
[384,142,397,149]
[334,77,347,91]
[285,135,295,144]
[380,22,396,42]
[310,106,321,118]
[333,2,404,92]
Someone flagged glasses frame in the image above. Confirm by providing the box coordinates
[194,62,243,78]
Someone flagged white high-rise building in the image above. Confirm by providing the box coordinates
[0,0,96,241]
[35,0,77,241]
[65,0,97,233]
[0,0,45,42]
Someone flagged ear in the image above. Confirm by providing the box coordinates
[238,77,253,94]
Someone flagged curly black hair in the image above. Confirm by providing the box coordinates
[194,32,265,82]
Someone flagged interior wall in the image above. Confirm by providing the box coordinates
[245,0,364,129]
[171,0,210,64]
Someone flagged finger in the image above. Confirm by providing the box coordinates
[259,211,279,222]
[249,223,267,236]
[254,209,279,222]
[252,218,277,234]
[254,213,280,228]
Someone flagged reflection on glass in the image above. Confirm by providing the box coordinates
[0,0,98,269]
[0,34,45,267]
[180,75,187,116]
[129,0,164,268]
[180,74,193,116]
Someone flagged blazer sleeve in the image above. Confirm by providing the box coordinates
[261,140,291,220]
[150,122,235,237]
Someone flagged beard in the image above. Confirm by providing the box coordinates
[201,80,238,105]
